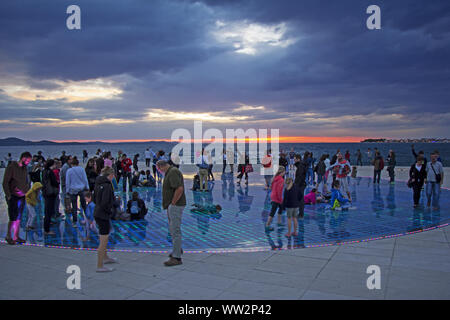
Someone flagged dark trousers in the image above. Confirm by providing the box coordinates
[7,195,25,222]
[412,183,424,205]
[152,164,157,177]
[145,158,150,167]
[296,184,306,218]
[69,191,87,223]
[387,167,395,182]
[269,201,283,217]
[44,196,56,232]
[357,159,363,166]
[373,169,381,184]
[122,171,133,192]
[222,160,227,173]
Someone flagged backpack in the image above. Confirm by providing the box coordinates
[130,201,139,214]
[379,158,384,170]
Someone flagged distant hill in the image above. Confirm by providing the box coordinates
[0,137,175,146]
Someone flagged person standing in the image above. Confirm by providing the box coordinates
[262,150,273,190]
[344,150,351,162]
[197,149,209,192]
[409,156,427,208]
[94,167,118,272]
[82,150,88,164]
[66,158,89,226]
[60,151,68,165]
[356,149,363,166]
[121,154,133,193]
[133,154,140,172]
[2,152,32,244]
[60,155,73,219]
[4,153,13,166]
[372,151,384,184]
[42,159,59,235]
[367,148,372,165]
[294,154,307,218]
[157,160,186,266]
[329,153,352,202]
[222,149,227,174]
[426,152,444,210]
[85,158,98,192]
[265,167,285,231]
[387,150,396,184]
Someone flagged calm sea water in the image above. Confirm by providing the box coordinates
[0,142,448,167]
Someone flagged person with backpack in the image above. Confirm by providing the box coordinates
[372,151,384,184]
[314,154,327,193]
[127,191,148,220]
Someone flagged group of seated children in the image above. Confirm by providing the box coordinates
[132,170,156,188]
[265,168,352,237]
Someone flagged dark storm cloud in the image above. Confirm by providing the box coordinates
[0,0,449,139]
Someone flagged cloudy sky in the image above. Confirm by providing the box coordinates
[0,0,449,142]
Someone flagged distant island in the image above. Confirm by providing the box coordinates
[0,137,174,146]
[361,138,450,143]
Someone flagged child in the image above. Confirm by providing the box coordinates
[25,182,43,230]
[328,180,350,210]
[282,178,301,237]
[127,191,148,221]
[304,188,324,205]
[265,167,285,231]
[142,170,156,187]
[83,191,97,239]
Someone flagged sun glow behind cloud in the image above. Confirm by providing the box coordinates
[2,78,123,102]
[212,20,298,55]
[145,108,250,123]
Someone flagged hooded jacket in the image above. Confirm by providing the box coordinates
[25,182,43,207]
[270,175,284,204]
[93,175,114,220]
[294,161,306,187]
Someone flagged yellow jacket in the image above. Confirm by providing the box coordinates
[25,182,43,207]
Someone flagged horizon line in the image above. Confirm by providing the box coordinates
[49,136,367,143]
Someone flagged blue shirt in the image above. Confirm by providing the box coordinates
[66,166,89,194]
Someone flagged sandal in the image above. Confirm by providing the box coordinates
[104,257,118,264]
[96,267,115,273]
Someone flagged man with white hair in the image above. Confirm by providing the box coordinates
[157,160,186,266]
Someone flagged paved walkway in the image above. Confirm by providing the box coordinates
[1,224,449,300]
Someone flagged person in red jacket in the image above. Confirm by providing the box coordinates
[121,154,133,193]
[265,167,285,231]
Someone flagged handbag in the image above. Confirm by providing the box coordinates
[407,178,413,188]
[245,164,254,173]
[430,163,442,184]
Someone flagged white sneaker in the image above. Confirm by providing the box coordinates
[96,266,115,272]
[104,257,118,264]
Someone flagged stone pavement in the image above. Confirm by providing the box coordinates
[1,224,449,300]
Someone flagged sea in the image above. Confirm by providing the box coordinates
[0,142,448,167]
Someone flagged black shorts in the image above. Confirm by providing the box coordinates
[95,217,111,235]
[7,196,26,222]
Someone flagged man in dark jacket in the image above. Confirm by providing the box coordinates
[294,154,306,218]
[93,167,117,272]
[2,152,32,245]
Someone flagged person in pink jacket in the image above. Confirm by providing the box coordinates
[265,167,286,231]
[304,188,324,205]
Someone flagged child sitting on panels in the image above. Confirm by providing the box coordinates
[303,188,325,205]
[126,191,148,221]
[141,170,156,187]
[327,180,350,210]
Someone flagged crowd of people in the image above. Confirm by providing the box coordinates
[1,144,445,271]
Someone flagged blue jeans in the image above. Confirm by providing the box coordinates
[426,182,441,208]
[306,168,314,185]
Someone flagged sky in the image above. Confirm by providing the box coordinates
[0,0,449,142]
